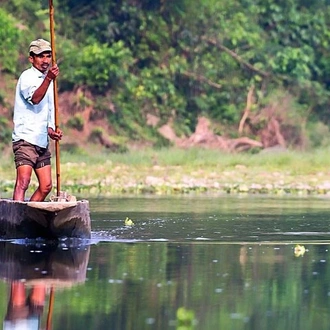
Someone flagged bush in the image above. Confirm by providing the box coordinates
[0,9,23,74]
[307,121,330,148]
[66,114,84,131]
[0,117,11,150]
[62,41,134,92]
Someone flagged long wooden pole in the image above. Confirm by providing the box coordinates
[49,0,61,196]
[46,287,55,330]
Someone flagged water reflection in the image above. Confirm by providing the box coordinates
[1,196,330,329]
[70,241,330,330]
[86,196,330,329]
[0,242,90,330]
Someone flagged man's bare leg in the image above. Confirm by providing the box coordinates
[29,284,46,307]
[10,282,26,307]
[30,165,52,201]
[13,165,33,201]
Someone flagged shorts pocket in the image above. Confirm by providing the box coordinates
[12,140,24,153]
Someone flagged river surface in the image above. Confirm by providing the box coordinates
[1,195,330,330]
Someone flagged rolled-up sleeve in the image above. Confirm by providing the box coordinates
[19,70,40,105]
[20,85,37,105]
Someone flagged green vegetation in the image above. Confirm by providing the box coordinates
[1,148,330,197]
[66,114,84,131]
[1,1,330,196]
[1,0,330,150]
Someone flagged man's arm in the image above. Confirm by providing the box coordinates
[31,65,59,104]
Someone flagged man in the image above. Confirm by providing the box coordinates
[3,281,46,330]
[12,38,62,202]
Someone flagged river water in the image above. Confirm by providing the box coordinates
[1,195,330,330]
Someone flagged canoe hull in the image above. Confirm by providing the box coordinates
[0,199,91,239]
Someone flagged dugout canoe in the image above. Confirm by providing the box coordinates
[0,199,91,239]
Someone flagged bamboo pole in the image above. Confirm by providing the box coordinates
[49,0,61,196]
[46,287,55,330]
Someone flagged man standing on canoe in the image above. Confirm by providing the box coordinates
[12,38,62,202]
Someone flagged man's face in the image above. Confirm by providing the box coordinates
[29,51,52,73]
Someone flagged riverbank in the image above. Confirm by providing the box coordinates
[1,147,330,197]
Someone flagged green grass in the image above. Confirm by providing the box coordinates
[60,146,330,172]
[2,147,330,197]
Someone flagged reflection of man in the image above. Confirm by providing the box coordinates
[3,281,46,330]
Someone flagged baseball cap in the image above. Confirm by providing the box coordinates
[29,39,52,54]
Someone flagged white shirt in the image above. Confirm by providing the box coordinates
[12,66,55,148]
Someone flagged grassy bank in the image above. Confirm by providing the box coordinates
[1,147,330,197]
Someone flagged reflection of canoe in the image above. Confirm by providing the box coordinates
[0,242,90,330]
[0,199,91,239]
[0,241,90,287]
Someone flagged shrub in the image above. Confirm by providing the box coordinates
[66,114,84,131]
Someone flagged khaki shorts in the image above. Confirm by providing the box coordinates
[13,140,51,169]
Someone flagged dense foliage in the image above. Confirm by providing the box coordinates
[1,0,330,148]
